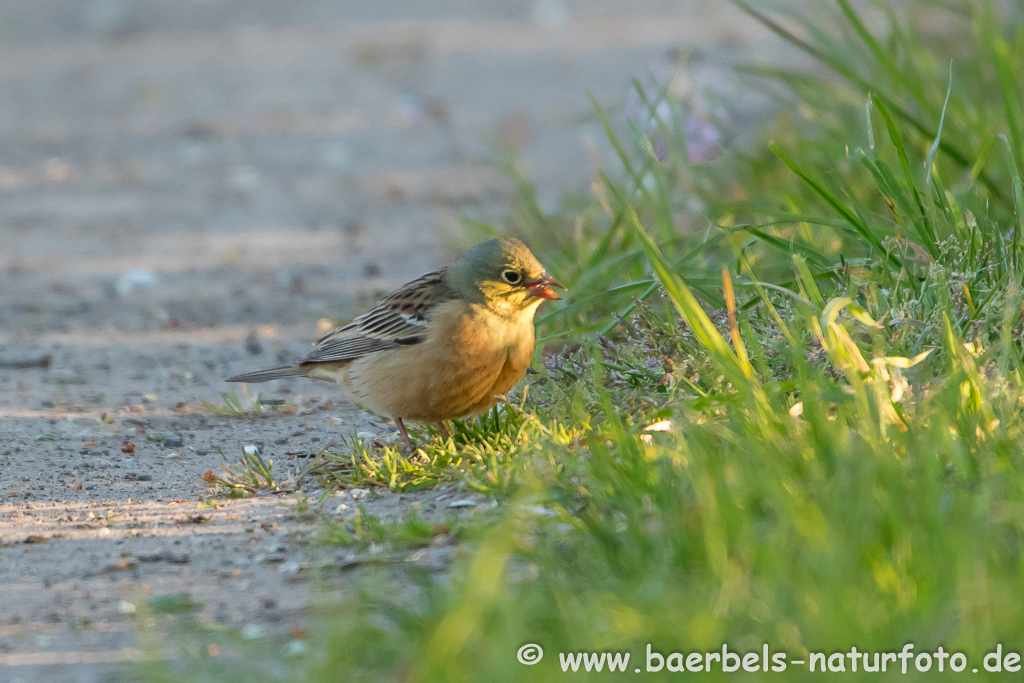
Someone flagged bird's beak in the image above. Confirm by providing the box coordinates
[525,274,564,300]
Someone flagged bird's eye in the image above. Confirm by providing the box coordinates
[501,270,522,285]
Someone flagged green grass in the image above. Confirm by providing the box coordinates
[207,445,282,495]
[138,0,1024,680]
[200,390,265,418]
[315,404,567,495]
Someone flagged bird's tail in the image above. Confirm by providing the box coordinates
[226,366,303,383]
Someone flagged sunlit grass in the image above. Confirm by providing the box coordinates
[205,446,281,496]
[314,404,551,495]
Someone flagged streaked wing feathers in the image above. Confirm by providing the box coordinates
[301,268,454,364]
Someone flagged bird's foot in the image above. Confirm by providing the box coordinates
[395,417,414,453]
[436,421,450,441]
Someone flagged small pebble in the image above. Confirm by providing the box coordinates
[137,474,152,481]
[163,435,184,448]
[241,624,264,640]
[245,331,264,356]
[195,449,208,456]
[273,437,288,445]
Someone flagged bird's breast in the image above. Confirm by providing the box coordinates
[343,300,537,422]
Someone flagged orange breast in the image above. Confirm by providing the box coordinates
[342,300,536,422]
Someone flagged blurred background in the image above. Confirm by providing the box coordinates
[0,0,793,340]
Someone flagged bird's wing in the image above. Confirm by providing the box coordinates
[301,268,456,364]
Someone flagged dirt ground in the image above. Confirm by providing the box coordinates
[0,1,794,680]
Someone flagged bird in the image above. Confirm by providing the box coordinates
[227,238,562,451]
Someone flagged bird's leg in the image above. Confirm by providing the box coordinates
[395,417,413,453]
[436,421,450,441]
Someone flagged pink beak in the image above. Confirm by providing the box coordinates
[525,274,564,300]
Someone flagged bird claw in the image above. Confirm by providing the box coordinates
[395,417,414,453]
[436,422,451,441]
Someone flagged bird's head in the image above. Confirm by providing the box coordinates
[449,237,563,315]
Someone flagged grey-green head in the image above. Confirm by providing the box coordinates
[447,237,562,312]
